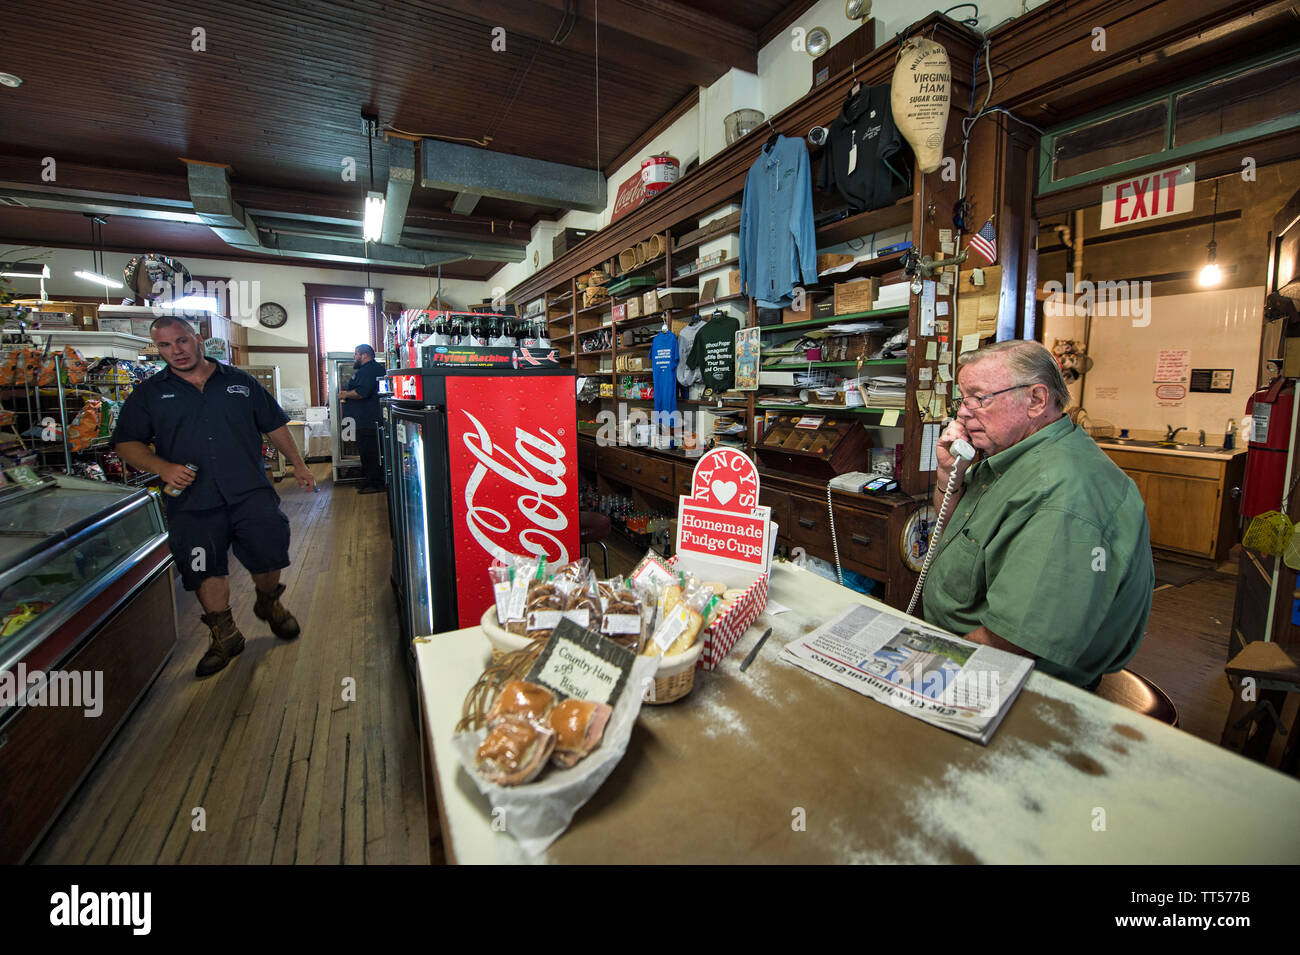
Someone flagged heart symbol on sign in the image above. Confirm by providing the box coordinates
[711,480,737,505]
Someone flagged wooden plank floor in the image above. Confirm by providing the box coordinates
[31,465,429,865]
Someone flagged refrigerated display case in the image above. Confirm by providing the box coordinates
[384,367,578,664]
[0,474,177,862]
[328,351,361,484]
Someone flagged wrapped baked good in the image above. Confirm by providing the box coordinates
[559,573,601,632]
[524,575,564,641]
[598,577,647,652]
[503,556,544,634]
[476,718,556,786]
[487,680,555,726]
[549,699,613,768]
[643,578,721,657]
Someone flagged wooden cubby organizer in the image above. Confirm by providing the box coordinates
[509,11,1016,609]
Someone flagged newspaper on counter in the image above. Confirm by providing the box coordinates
[780,604,1032,744]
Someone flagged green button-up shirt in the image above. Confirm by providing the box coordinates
[923,414,1153,686]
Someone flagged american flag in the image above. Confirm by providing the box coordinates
[968,217,997,264]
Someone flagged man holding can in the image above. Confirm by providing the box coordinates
[113,315,315,677]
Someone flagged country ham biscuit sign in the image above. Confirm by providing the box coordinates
[676,448,772,571]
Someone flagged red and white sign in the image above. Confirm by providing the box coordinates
[1154,348,1191,384]
[390,373,423,401]
[677,448,771,571]
[445,375,579,626]
[673,448,772,670]
[611,169,651,222]
[1155,384,1186,401]
[1099,162,1195,230]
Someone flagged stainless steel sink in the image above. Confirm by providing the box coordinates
[1170,443,1229,454]
[1097,438,1228,454]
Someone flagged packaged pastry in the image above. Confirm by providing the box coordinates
[524,575,565,641]
[476,718,556,786]
[643,578,721,657]
[549,699,613,768]
[503,555,544,634]
[598,577,647,652]
[559,572,601,632]
[487,680,555,726]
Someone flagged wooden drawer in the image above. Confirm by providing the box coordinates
[578,436,597,471]
[760,486,790,540]
[601,445,636,482]
[836,508,888,572]
[788,494,830,548]
[1102,448,1224,480]
[675,464,693,497]
[631,453,675,495]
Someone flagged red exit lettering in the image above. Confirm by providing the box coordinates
[1114,169,1183,224]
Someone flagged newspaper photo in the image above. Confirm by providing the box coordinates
[780,604,1033,744]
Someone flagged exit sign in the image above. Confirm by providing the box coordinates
[1099,162,1196,230]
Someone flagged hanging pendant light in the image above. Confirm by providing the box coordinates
[76,214,121,298]
[1198,180,1222,287]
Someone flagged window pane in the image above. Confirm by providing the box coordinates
[1174,56,1300,146]
[1051,101,1168,182]
[319,302,371,354]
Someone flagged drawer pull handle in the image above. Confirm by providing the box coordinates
[633,466,642,474]
[798,518,816,529]
[619,461,628,469]
[851,534,873,547]
[660,474,669,483]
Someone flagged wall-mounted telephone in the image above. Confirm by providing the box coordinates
[906,438,976,615]
[828,471,874,492]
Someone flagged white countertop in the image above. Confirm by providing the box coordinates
[415,563,1300,864]
[1095,439,1245,460]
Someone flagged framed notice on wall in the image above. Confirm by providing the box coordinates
[1190,368,1234,393]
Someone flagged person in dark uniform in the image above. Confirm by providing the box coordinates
[338,343,386,494]
[113,315,316,678]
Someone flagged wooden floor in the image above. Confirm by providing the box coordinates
[32,465,430,865]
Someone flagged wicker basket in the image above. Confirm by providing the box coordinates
[643,234,666,259]
[634,242,648,267]
[587,269,610,286]
[583,285,610,308]
[618,247,638,273]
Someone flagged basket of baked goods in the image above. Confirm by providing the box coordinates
[480,553,716,703]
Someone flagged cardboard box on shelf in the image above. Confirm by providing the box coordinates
[611,303,626,323]
[783,292,823,324]
[833,278,879,315]
[626,297,642,320]
[725,269,742,296]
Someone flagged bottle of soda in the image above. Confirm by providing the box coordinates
[163,463,198,497]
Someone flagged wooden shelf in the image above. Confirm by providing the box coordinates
[762,304,909,332]
[761,358,908,370]
[674,255,739,280]
[574,348,613,357]
[576,301,613,315]
[806,251,908,289]
[547,311,573,322]
[695,292,747,309]
[672,225,740,258]
[755,403,905,417]
[549,290,574,304]
[815,197,913,246]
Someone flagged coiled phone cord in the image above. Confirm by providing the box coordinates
[827,482,843,586]
[906,440,975,617]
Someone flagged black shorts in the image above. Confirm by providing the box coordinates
[167,488,291,591]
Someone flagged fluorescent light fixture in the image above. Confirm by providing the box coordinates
[158,295,219,312]
[364,191,385,242]
[364,287,375,305]
[0,73,22,89]
[76,269,123,289]
[0,262,50,278]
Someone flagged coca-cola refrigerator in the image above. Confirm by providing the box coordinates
[383,367,579,656]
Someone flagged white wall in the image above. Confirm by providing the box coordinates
[10,245,491,396]
[1045,287,1263,440]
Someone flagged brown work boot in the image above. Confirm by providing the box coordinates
[197,608,245,677]
[254,583,300,640]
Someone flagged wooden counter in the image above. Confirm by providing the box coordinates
[415,563,1300,864]
[577,432,921,608]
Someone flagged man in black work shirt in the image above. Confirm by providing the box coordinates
[113,315,315,678]
[338,343,385,493]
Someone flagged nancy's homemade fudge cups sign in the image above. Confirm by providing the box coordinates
[676,448,772,571]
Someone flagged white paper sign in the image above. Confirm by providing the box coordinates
[1153,349,1191,383]
[920,281,936,337]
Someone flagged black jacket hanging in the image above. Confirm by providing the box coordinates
[817,83,912,213]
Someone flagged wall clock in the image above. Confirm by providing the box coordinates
[258,302,288,329]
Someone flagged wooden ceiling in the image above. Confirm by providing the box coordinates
[0,0,806,278]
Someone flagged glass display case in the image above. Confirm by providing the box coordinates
[0,474,167,684]
[0,472,175,862]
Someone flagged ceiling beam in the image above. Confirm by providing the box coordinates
[429,0,728,88]
[532,0,757,74]
[450,192,481,215]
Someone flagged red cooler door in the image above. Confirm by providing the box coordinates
[444,374,579,625]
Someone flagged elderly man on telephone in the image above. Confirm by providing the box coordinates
[922,340,1153,690]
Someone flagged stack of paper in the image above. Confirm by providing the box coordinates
[864,376,907,408]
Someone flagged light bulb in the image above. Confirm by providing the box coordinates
[1198,262,1222,287]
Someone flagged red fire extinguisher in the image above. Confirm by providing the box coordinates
[1241,377,1295,519]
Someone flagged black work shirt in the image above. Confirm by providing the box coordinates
[112,359,290,511]
[817,83,911,212]
[341,359,385,431]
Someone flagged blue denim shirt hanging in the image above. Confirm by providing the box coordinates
[739,134,818,309]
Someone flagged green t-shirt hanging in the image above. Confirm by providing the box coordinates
[688,314,741,392]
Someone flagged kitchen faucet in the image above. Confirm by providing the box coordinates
[1164,425,1186,442]
[1198,429,1206,446]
